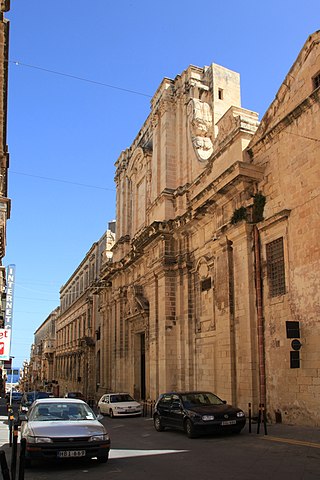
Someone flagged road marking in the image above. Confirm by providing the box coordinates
[110,449,188,459]
[262,436,320,449]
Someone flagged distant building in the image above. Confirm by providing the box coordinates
[28,307,59,392]
[55,224,115,400]
[98,32,320,426]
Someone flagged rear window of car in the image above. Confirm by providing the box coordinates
[158,394,173,406]
[26,392,50,402]
[66,392,84,398]
[110,394,135,403]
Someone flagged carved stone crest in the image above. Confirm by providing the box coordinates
[188,98,214,161]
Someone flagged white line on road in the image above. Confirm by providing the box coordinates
[110,449,188,459]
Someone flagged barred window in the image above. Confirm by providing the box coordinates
[266,237,286,297]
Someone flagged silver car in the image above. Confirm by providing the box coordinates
[20,398,110,467]
[98,393,142,418]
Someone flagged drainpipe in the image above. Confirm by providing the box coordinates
[253,224,266,408]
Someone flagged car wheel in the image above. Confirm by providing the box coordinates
[185,418,197,438]
[154,414,165,432]
[97,454,109,463]
[109,408,114,418]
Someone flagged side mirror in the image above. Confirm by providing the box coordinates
[96,413,104,421]
[222,400,227,404]
[19,414,28,422]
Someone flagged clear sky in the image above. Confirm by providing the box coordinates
[4,0,319,369]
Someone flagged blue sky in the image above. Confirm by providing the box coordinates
[4,0,319,369]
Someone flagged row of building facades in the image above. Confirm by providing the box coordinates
[23,31,320,427]
[0,0,11,390]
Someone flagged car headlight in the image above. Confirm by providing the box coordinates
[237,411,245,417]
[89,434,109,442]
[26,436,52,444]
[202,415,215,421]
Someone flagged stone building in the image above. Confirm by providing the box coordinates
[55,224,115,400]
[98,31,320,426]
[0,0,10,319]
[28,307,59,392]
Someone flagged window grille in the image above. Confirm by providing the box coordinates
[266,237,286,297]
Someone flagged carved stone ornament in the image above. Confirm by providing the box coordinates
[188,98,214,161]
[126,284,149,316]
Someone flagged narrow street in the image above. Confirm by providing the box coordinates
[0,405,319,480]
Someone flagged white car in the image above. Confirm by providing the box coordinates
[98,393,142,418]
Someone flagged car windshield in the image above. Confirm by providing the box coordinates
[181,392,223,407]
[29,402,96,421]
[110,394,135,403]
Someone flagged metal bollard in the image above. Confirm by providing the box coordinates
[11,423,19,480]
[0,450,10,480]
[248,402,252,433]
[257,403,262,434]
[262,404,268,435]
[18,438,27,480]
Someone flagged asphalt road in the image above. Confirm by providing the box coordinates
[2,413,318,480]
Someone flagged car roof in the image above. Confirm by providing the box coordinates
[32,398,87,405]
[105,392,131,395]
[159,391,215,395]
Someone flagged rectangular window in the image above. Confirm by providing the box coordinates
[266,237,286,297]
[290,351,300,369]
[218,88,224,100]
[313,72,320,90]
[286,321,300,338]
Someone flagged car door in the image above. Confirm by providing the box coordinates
[99,395,107,414]
[156,394,175,427]
[102,395,110,414]
[169,395,184,429]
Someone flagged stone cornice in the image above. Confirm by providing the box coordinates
[248,87,320,157]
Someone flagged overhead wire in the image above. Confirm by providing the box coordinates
[9,60,153,98]
[10,170,116,191]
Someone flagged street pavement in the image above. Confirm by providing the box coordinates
[0,397,319,479]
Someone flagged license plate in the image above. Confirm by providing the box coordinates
[221,420,237,426]
[57,450,86,458]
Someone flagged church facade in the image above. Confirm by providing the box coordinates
[97,32,320,426]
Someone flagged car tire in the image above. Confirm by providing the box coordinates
[185,418,197,438]
[154,414,165,432]
[109,409,114,418]
[97,454,109,463]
